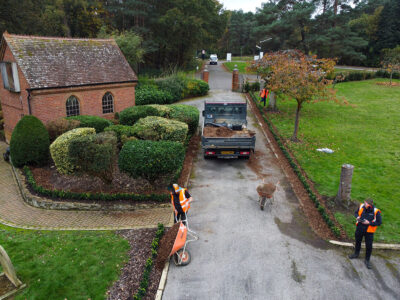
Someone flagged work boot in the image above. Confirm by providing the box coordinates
[348,253,359,259]
[365,260,372,269]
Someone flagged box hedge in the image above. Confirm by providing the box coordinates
[168,104,199,135]
[68,131,117,182]
[10,115,50,167]
[67,115,112,133]
[46,118,81,141]
[104,124,137,145]
[136,85,174,105]
[119,105,166,126]
[50,127,96,174]
[119,139,185,181]
[132,116,188,143]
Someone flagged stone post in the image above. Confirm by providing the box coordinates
[267,91,277,111]
[336,164,354,207]
[232,65,239,91]
[202,67,209,83]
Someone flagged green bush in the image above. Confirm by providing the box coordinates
[183,79,209,97]
[250,81,260,91]
[10,116,50,167]
[67,115,112,133]
[136,85,174,105]
[50,128,96,174]
[119,105,164,125]
[168,104,199,135]
[133,116,188,143]
[104,125,136,145]
[68,131,117,182]
[155,75,186,101]
[46,118,81,141]
[375,69,400,79]
[119,140,185,181]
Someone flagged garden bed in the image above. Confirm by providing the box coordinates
[26,134,201,204]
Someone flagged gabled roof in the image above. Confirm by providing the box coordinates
[0,32,137,90]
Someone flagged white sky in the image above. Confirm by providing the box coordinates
[219,0,265,12]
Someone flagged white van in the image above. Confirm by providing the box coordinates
[209,54,218,65]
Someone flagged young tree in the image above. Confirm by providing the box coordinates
[254,50,346,141]
[381,46,400,85]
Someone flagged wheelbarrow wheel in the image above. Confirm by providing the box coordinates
[173,249,191,266]
[259,196,266,210]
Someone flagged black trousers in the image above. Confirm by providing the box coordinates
[174,212,187,226]
[355,227,374,261]
[261,97,267,107]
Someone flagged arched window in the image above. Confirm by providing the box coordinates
[102,92,114,114]
[66,96,80,117]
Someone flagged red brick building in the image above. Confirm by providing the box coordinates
[0,32,137,142]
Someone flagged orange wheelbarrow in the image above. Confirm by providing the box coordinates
[170,222,199,266]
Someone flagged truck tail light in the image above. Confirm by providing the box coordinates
[205,151,215,155]
[240,151,250,155]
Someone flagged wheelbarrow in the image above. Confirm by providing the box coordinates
[257,182,277,211]
[170,221,198,266]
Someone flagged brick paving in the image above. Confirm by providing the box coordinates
[0,142,173,230]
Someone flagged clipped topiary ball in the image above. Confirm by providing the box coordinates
[168,104,199,135]
[10,115,50,167]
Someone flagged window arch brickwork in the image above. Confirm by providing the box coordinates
[66,95,80,117]
[102,92,114,114]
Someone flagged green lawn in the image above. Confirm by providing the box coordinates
[231,55,254,61]
[223,62,256,74]
[265,78,400,242]
[0,225,129,299]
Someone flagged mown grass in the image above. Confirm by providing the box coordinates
[231,55,254,61]
[265,78,400,242]
[0,225,129,299]
[223,62,256,74]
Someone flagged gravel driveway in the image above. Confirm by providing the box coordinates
[163,64,400,300]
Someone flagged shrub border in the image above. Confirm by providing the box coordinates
[133,223,165,300]
[23,166,169,203]
[249,92,341,238]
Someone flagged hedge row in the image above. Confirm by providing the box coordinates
[67,115,113,133]
[23,166,169,202]
[136,85,175,106]
[249,92,341,238]
[133,223,165,300]
[332,69,400,82]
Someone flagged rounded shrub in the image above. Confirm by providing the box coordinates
[50,127,96,174]
[132,116,188,143]
[119,139,185,181]
[67,115,112,133]
[155,75,186,101]
[183,79,209,97]
[168,104,200,135]
[104,125,136,144]
[46,117,81,141]
[119,105,164,126]
[136,85,174,105]
[10,115,50,167]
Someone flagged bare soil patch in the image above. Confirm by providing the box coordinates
[376,82,400,87]
[156,222,180,270]
[203,126,255,138]
[248,95,346,240]
[107,228,162,300]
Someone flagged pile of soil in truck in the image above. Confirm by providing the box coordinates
[203,126,255,138]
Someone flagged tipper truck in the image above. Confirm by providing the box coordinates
[201,99,256,159]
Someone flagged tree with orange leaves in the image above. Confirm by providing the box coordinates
[251,50,345,142]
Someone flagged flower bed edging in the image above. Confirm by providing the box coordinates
[133,223,165,300]
[249,91,341,238]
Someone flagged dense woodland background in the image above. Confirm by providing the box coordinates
[0,0,399,71]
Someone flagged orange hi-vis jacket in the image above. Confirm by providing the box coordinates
[260,88,269,98]
[356,203,381,233]
[171,186,190,213]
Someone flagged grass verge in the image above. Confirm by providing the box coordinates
[223,62,256,74]
[263,78,400,242]
[0,224,129,299]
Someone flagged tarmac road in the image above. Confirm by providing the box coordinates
[163,63,400,300]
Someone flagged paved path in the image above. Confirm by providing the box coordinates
[0,142,172,230]
[163,64,400,299]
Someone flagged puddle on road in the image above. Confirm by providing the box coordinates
[274,209,331,250]
[291,260,306,283]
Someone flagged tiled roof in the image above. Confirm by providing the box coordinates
[1,33,137,89]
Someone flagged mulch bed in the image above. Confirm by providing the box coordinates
[203,126,255,138]
[156,223,181,270]
[0,275,15,296]
[107,228,162,300]
[248,95,346,241]
[376,82,400,87]
[28,134,201,203]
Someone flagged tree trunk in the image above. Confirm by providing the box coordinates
[390,71,393,85]
[291,101,302,142]
[267,91,279,112]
